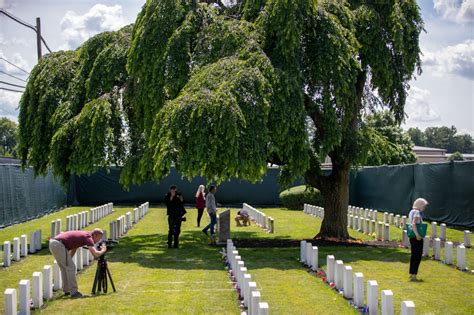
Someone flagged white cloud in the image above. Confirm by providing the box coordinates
[433,0,474,23]
[422,39,474,80]
[59,4,126,50]
[0,89,21,119]
[405,87,441,122]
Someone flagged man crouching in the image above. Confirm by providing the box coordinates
[49,228,107,298]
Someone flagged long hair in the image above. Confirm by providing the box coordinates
[196,185,205,198]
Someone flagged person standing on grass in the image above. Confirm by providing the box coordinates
[49,228,107,298]
[408,198,428,282]
[165,185,186,249]
[202,185,218,243]
[195,184,206,227]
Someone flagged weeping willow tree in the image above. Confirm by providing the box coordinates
[18,0,422,239]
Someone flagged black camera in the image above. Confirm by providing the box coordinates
[95,240,106,250]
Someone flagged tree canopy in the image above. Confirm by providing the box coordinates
[0,117,17,157]
[364,111,416,166]
[408,126,473,153]
[19,0,423,238]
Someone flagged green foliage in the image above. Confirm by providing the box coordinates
[18,51,78,175]
[407,127,426,146]
[364,111,416,166]
[448,151,464,161]
[0,117,17,157]
[279,185,323,210]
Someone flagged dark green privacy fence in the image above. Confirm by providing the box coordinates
[1,161,473,227]
[350,161,474,227]
[0,164,67,227]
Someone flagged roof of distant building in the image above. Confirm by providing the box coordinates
[413,145,447,152]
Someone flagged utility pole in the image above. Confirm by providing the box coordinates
[36,17,42,60]
[0,9,52,60]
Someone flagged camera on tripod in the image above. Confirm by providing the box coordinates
[91,240,116,294]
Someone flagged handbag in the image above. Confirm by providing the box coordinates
[405,223,427,238]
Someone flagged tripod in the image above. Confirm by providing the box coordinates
[91,255,116,294]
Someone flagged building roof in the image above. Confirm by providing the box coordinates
[413,145,447,152]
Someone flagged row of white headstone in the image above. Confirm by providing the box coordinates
[4,249,95,315]
[300,241,415,315]
[242,203,274,233]
[226,239,269,315]
[3,230,42,268]
[109,202,149,241]
[90,203,114,224]
[303,204,325,219]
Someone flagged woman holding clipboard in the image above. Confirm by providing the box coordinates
[408,198,429,282]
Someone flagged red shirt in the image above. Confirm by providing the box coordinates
[196,192,205,209]
[54,231,95,250]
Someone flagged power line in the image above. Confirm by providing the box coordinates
[0,57,29,75]
[0,81,26,89]
[0,70,27,82]
[0,9,53,54]
[0,86,24,93]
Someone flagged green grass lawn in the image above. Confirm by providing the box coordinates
[0,205,472,314]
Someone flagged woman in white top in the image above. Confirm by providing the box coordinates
[408,198,428,281]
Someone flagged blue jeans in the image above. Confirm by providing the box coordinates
[204,213,217,236]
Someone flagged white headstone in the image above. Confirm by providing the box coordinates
[13,238,21,261]
[381,290,394,315]
[422,236,430,256]
[35,230,41,251]
[51,221,56,238]
[433,238,441,260]
[20,235,28,257]
[401,216,407,228]
[43,265,53,300]
[439,223,446,240]
[29,232,36,254]
[77,247,83,271]
[402,230,409,248]
[311,246,318,271]
[456,245,466,270]
[384,212,389,224]
[343,266,353,299]
[349,215,354,229]
[334,260,344,289]
[326,255,335,283]
[306,242,313,267]
[4,288,17,315]
[371,220,376,236]
[367,280,378,315]
[55,219,61,236]
[53,260,62,291]
[377,222,383,241]
[19,279,30,315]
[464,231,471,247]
[247,282,257,310]
[258,302,269,315]
[364,218,370,235]
[251,290,261,315]
[431,222,438,239]
[384,224,390,242]
[389,213,394,225]
[82,248,89,267]
[395,215,400,227]
[401,301,415,315]
[32,272,43,308]
[243,274,252,306]
[300,241,307,263]
[445,241,453,265]
[353,272,364,307]
[3,241,11,267]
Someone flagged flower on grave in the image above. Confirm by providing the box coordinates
[361,306,368,313]
[329,282,335,287]
[322,277,327,282]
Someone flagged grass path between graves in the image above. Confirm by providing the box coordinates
[0,206,135,311]
[38,207,239,314]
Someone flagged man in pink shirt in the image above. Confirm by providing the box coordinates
[49,228,107,297]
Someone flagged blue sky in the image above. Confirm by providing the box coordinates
[1,0,473,136]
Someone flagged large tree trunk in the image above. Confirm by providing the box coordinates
[316,163,350,239]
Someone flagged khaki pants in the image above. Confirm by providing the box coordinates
[49,239,78,294]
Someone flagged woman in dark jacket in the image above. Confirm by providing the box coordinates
[195,185,205,227]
